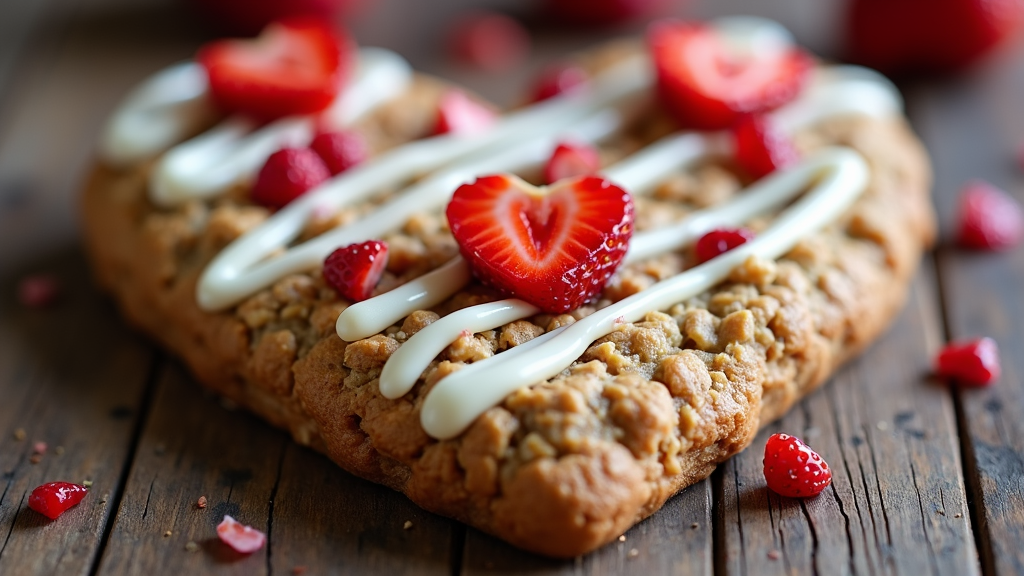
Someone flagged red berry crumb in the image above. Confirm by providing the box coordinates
[447,11,530,72]
[217,515,267,554]
[763,433,832,498]
[323,240,389,302]
[32,442,47,455]
[28,482,89,520]
[544,141,601,184]
[530,63,589,103]
[733,114,800,179]
[936,337,1001,387]
[18,275,59,308]
[310,130,369,175]
[197,495,208,509]
[434,91,498,136]
[957,181,1024,250]
[694,228,755,264]
[252,148,331,209]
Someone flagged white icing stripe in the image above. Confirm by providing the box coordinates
[198,58,651,311]
[99,62,215,167]
[420,147,871,439]
[379,299,540,399]
[333,66,902,344]
[149,48,415,206]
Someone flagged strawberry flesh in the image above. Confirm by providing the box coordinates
[217,515,267,554]
[323,240,389,303]
[434,90,498,136]
[936,337,1001,386]
[197,18,352,122]
[695,228,755,264]
[28,482,88,520]
[957,181,1024,250]
[446,174,633,314]
[733,114,800,179]
[310,129,369,175]
[763,433,832,498]
[544,141,601,184]
[649,20,812,130]
[845,0,1024,75]
[252,147,331,209]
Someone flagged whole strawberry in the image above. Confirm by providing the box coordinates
[846,0,1024,75]
[763,433,832,498]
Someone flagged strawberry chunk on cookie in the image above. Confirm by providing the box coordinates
[732,114,800,179]
[323,240,389,303]
[649,20,812,130]
[197,18,352,121]
[446,174,633,314]
[543,141,601,184]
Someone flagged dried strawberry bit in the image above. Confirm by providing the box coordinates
[957,181,1024,250]
[323,240,389,302]
[446,174,633,314]
[648,20,812,130]
[28,482,89,520]
[434,91,498,136]
[252,148,331,209]
[217,515,267,553]
[732,114,800,179]
[544,141,601,184]
[197,495,208,509]
[936,337,1001,386]
[694,228,755,264]
[310,129,369,175]
[763,433,832,498]
[197,18,353,122]
[18,275,60,308]
[447,11,530,72]
[530,63,589,103]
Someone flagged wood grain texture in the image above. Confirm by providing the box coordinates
[0,253,155,576]
[462,480,712,576]
[906,43,1024,576]
[716,270,979,576]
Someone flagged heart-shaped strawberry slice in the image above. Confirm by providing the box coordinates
[649,20,812,130]
[446,174,633,314]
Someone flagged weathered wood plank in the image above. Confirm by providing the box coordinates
[906,47,1024,575]
[461,480,712,575]
[0,252,155,576]
[717,269,979,576]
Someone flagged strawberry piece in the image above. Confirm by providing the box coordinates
[957,181,1024,250]
[732,114,800,179]
[197,18,352,122]
[936,337,1001,386]
[310,129,369,175]
[28,482,88,520]
[447,11,530,72]
[763,433,832,498]
[446,174,633,314]
[217,515,267,554]
[544,141,601,184]
[18,275,60,308]
[323,240,389,302]
[846,0,1024,75]
[434,91,498,136]
[649,21,813,130]
[694,228,754,264]
[529,63,589,103]
[543,0,668,26]
[252,147,331,209]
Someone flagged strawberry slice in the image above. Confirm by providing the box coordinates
[446,174,633,314]
[543,141,601,184]
[323,240,389,302]
[648,20,813,130]
[434,90,498,136]
[732,114,800,179]
[197,18,352,122]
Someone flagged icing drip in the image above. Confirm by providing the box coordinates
[420,147,871,439]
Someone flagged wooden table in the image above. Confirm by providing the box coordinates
[1,0,1022,574]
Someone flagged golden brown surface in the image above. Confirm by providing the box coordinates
[81,52,934,557]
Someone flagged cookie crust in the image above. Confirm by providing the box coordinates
[81,53,934,558]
